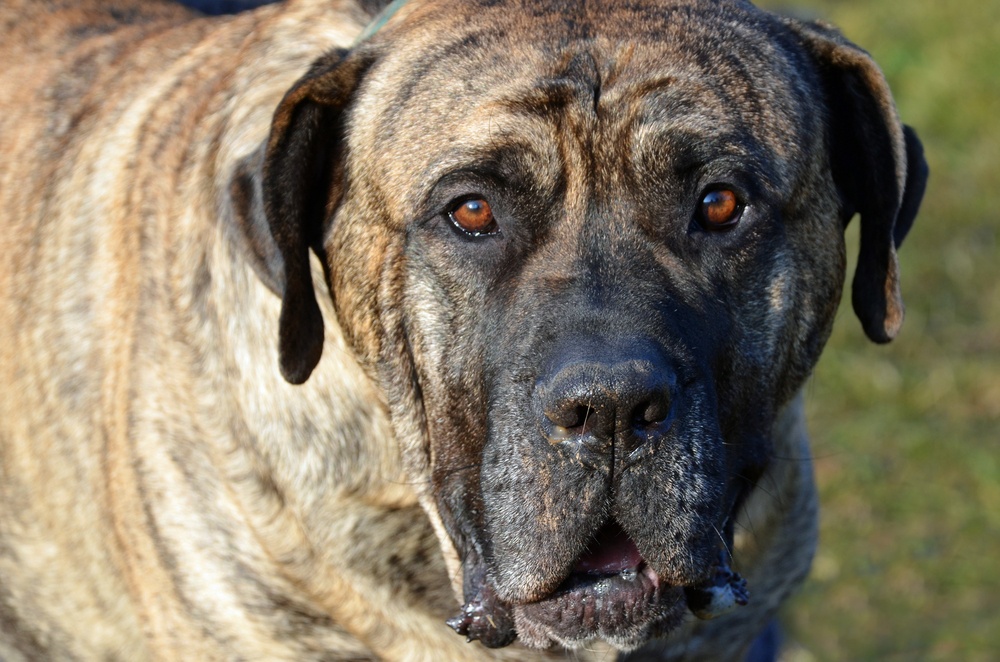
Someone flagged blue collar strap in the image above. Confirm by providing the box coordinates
[354,0,411,44]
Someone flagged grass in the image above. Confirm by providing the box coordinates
[757,0,1000,659]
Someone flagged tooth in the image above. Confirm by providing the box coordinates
[620,568,637,581]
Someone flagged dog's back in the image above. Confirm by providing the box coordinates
[0,4,236,658]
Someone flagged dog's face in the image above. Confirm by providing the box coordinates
[255,0,926,650]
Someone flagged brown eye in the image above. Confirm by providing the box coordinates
[698,188,742,229]
[449,198,497,235]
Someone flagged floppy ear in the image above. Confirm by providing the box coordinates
[785,19,929,343]
[262,48,375,384]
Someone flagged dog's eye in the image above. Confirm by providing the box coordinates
[448,198,498,235]
[697,188,743,230]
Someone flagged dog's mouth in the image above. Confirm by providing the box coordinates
[568,520,645,577]
[448,520,749,649]
[511,521,678,647]
[549,521,657,608]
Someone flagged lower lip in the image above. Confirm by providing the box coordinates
[519,563,679,634]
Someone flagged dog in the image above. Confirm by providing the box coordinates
[0,0,927,659]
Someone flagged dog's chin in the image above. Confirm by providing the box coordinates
[508,523,689,650]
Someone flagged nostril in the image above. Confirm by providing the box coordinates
[545,404,596,435]
[631,390,672,430]
[536,340,678,465]
[571,404,596,434]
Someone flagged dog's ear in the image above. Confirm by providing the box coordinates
[785,19,929,343]
[262,48,376,384]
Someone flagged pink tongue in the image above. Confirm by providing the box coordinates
[573,523,644,575]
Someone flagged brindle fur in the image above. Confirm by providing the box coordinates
[0,0,925,660]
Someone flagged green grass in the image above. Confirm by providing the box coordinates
[757,1,1000,659]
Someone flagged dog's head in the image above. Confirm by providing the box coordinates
[250,0,927,650]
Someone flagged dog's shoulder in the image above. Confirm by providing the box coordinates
[0,1,195,55]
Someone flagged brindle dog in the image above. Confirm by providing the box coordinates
[0,0,926,660]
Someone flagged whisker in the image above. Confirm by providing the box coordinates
[737,499,760,547]
[732,472,781,505]
[713,524,734,564]
[767,451,816,462]
[762,468,789,511]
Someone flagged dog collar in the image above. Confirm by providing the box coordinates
[354,0,410,44]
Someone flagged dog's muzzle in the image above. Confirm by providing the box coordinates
[448,336,750,648]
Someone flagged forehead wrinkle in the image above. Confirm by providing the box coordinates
[463,78,598,204]
[630,119,784,200]
[494,77,593,119]
[401,110,563,209]
[621,67,794,194]
[632,118,754,168]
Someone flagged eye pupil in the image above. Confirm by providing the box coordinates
[450,198,496,234]
[699,188,741,228]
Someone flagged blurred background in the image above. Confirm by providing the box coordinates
[181,0,999,658]
[757,1,1000,660]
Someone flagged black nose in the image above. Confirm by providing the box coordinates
[535,338,676,466]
